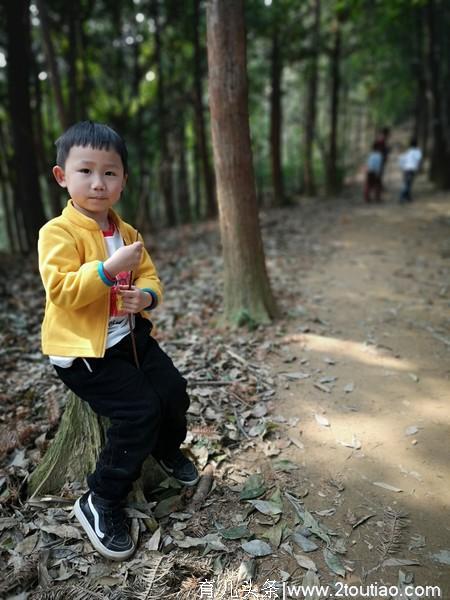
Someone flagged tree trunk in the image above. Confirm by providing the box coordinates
[33,61,62,218]
[153,0,176,226]
[5,0,47,249]
[0,157,16,253]
[326,19,342,196]
[28,392,104,497]
[176,117,191,224]
[269,26,286,206]
[0,124,19,253]
[67,6,80,124]
[413,7,428,157]
[206,0,278,327]
[36,0,68,130]
[193,0,216,219]
[425,0,450,188]
[303,0,321,197]
[193,136,202,221]
[28,392,160,531]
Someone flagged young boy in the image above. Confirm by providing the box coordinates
[364,142,383,203]
[38,121,199,561]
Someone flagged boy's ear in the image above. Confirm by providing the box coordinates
[52,165,67,188]
[121,173,128,191]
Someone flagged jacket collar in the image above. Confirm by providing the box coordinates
[62,200,122,231]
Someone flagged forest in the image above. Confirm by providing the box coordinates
[1,0,450,598]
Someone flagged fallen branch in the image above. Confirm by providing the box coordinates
[186,464,214,512]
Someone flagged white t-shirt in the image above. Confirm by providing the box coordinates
[399,148,422,171]
[50,223,133,368]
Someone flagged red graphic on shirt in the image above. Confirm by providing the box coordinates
[110,271,131,317]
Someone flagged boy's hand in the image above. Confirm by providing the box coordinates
[103,242,143,276]
[118,286,152,313]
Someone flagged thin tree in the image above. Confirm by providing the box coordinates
[303,0,321,196]
[153,0,176,226]
[193,0,216,219]
[206,0,278,326]
[269,21,285,205]
[5,0,47,249]
[425,0,450,188]
[36,0,69,130]
[326,14,342,195]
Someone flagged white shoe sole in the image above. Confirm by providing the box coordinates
[74,497,135,561]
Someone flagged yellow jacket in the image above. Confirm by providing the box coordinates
[38,200,163,357]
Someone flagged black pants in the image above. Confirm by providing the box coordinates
[54,317,189,502]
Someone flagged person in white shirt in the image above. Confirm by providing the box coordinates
[364,142,383,203]
[399,138,422,203]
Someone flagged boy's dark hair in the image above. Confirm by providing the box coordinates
[410,137,418,148]
[55,121,128,174]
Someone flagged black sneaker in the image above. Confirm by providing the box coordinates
[156,450,199,486]
[74,491,135,561]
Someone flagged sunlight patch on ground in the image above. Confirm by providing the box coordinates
[283,332,416,371]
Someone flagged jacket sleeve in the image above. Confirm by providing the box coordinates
[133,232,163,309]
[38,223,111,310]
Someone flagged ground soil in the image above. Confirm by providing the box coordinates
[240,173,450,594]
[2,161,449,599]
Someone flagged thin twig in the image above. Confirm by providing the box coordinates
[128,229,140,368]
[233,408,250,438]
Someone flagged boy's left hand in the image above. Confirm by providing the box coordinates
[118,285,152,313]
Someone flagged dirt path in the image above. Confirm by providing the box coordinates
[251,180,450,593]
[2,167,449,598]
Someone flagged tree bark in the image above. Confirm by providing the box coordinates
[28,392,160,532]
[33,61,62,218]
[425,0,450,188]
[193,0,216,219]
[269,26,286,206]
[303,0,321,197]
[326,19,342,196]
[5,0,47,249]
[28,392,104,497]
[206,0,278,327]
[413,7,428,157]
[67,5,80,124]
[153,0,176,226]
[176,116,191,224]
[193,135,202,221]
[36,0,68,130]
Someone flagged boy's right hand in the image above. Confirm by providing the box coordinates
[103,242,143,276]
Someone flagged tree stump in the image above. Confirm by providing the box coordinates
[28,391,161,531]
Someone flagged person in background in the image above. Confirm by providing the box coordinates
[399,138,422,203]
[376,126,391,188]
[364,141,383,203]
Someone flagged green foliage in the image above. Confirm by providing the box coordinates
[0,0,448,251]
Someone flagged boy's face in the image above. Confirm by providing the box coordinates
[53,145,127,222]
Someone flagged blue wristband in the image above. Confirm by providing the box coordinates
[98,262,115,287]
[142,288,158,310]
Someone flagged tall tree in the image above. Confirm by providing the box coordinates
[206,0,277,326]
[5,0,46,249]
[269,22,285,205]
[36,0,69,130]
[425,0,450,188]
[193,0,216,218]
[153,0,176,226]
[303,0,321,196]
[325,12,342,195]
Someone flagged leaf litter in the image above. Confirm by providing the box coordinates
[0,210,446,597]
